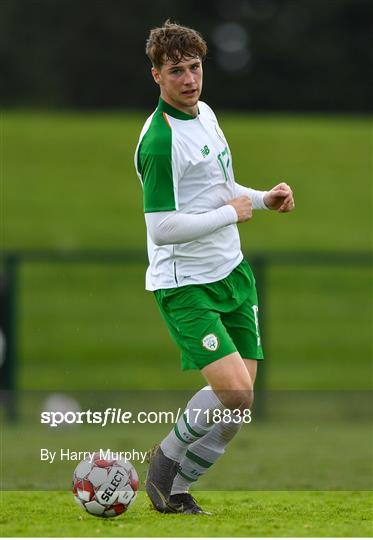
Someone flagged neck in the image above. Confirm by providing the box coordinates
[160,94,198,117]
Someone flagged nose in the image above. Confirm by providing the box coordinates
[183,69,195,85]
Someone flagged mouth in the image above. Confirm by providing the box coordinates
[182,89,198,96]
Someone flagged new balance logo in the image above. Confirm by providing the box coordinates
[200,145,210,158]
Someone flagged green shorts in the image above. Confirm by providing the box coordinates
[154,259,264,371]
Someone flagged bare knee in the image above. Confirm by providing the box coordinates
[216,387,254,411]
[202,352,255,411]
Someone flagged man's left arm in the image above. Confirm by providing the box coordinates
[235,181,295,213]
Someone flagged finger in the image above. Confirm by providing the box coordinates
[273,182,290,191]
[283,195,293,205]
[268,192,289,205]
[278,197,293,209]
[271,189,289,198]
[279,201,294,212]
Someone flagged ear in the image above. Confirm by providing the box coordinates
[151,66,161,86]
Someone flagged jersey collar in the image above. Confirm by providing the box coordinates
[157,98,197,120]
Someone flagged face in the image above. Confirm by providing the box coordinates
[152,56,203,115]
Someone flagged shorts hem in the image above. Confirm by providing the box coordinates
[181,350,264,371]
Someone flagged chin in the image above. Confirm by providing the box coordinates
[183,95,200,107]
[188,99,199,108]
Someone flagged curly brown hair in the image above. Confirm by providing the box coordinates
[146,20,208,68]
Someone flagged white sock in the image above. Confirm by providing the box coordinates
[160,386,225,462]
[171,416,243,494]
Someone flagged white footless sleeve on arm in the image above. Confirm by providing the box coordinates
[235,182,269,210]
[145,205,238,246]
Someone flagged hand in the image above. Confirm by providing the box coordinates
[227,196,252,222]
[264,182,295,212]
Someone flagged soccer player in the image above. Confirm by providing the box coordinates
[134,20,294,514]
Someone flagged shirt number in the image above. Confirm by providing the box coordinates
[217,146,230,182]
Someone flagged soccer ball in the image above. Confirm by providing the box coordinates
[72,452,139,517]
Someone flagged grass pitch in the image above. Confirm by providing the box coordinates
[1,491,372,537]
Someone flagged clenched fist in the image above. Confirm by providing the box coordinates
[227,196,253,222]
[264,182,295,212]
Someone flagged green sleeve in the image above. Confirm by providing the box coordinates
[138,112,176,212]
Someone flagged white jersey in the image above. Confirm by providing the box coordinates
[134,98,244,291]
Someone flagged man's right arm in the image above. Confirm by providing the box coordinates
[137,113,252,246]
[146,196,252,246]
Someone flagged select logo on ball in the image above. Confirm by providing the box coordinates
[72,451,138,517]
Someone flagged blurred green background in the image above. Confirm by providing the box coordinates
[2,113,372,391]
[1,0,371,394]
